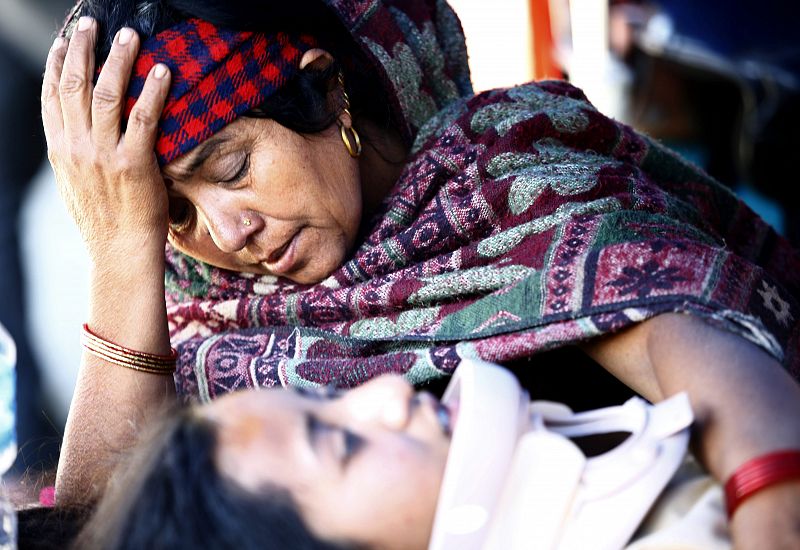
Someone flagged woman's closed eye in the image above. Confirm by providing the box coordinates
[218,153,250,186]
[341,428,365,465]
[307,414,365,468]
[295,385,342,400]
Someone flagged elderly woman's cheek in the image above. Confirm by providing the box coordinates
[168,230,228,269]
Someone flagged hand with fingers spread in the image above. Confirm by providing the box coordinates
[41,16,171,266]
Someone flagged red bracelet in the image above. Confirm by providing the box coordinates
[724,450,800,519]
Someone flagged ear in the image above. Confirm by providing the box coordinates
[299,48,335,71]
[300,48,351,126]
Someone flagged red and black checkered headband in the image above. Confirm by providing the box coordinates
[124,18,316,166]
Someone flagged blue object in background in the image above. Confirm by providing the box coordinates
[635,0,800,245]
[0,323,15,474]
[656,0,799,67]
[0,322,17,549]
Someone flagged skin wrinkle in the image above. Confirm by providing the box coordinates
[162,49,406,285]
[164,115,361,283]
[165,136,229,181]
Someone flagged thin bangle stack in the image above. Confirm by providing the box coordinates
[725,449,800,519]
[81,323,177,375]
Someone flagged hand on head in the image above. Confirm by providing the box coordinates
[44,12,384,285]
[42,17,172,265]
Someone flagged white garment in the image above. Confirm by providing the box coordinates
[626,459,730,550]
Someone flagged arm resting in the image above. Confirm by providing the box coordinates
[582,313,800,549]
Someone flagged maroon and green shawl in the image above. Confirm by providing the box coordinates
[164,0,800,402]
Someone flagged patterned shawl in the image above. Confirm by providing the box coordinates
[164,0,800,401]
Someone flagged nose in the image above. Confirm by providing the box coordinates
[340,375,415,431]
[199,201,260,253]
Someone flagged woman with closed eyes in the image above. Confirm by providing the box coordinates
[40,0,800,547]
[76,376,452,549]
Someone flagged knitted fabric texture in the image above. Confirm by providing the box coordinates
[161,0,800,400]
[125,18,315,165]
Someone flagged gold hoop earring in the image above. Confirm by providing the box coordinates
[340,124,362,158]
[337,71,362,158]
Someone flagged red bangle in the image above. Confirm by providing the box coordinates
[724,450,800,519]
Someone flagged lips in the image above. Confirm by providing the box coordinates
[263,229,302,275]
[267,234,294,264]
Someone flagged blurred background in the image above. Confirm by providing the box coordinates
[0,0,797,477]
[1,0,80,478]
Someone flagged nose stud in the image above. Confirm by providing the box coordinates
[243,217,252,227]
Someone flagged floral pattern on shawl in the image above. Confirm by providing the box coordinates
[166,75,800,401]
[325,0,472,143]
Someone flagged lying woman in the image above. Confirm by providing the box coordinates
[41,0,800,547]
[75,360,702,550]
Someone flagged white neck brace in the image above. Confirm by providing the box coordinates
[429,359,693,550]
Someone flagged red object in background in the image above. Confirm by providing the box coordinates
[38,486,55,508]
[529,0,563,80]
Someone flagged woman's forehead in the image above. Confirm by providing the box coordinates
[203,388,330,497]
[162,117,275,180]
[203,388,309,452]
[162,123,242,178]
[204,384,302,416]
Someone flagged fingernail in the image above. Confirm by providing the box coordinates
[52,36,66,50]
[77,16,93,32]
[118,28,134,45]
[153,64,168,79]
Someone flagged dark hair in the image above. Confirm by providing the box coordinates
[17,506,90,549]
[73,406,363,550]
[66,0,398,139]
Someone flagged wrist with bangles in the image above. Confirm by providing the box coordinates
[81,323,177,375]
[725,449,800,519]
